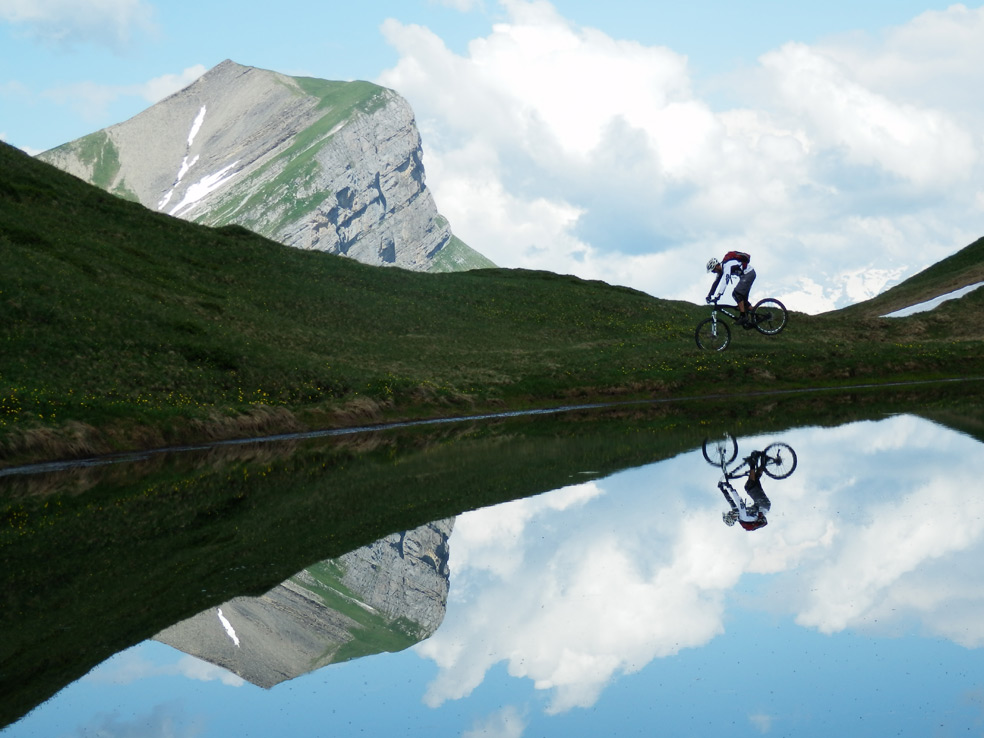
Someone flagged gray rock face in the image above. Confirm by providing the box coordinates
[38,60,493,272]
[153,518,454,688]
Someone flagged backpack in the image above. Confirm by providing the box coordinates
[739,516,768,531]
[723,250,750,267]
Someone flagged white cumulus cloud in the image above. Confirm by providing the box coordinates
[758,41,977,188]
[0,0,157,50]
[379,1,984,313]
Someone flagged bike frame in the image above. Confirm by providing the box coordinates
[708,301,756,325]
[695,296,787,350]
[720,455,755,483]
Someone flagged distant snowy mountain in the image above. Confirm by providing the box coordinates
[38,60,493,272]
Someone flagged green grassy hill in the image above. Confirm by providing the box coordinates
[2,141,983,467]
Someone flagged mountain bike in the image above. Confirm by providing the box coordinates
[701,433,797,481]
[694,297,788,351]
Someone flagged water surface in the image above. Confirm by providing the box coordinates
[3,389,984,736]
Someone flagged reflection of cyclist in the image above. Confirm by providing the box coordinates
[706,251,756,327]
[720,451,771,531]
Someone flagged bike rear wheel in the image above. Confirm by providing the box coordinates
[695,318,731,350]
[702,433,738,466]
[752,298,788,335]
[762,442,797,479]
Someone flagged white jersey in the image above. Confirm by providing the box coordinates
[735,495,758,524]
[711,256,747,299]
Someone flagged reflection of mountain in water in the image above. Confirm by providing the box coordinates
[154,519,453,688]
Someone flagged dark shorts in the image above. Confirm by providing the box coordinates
[733,268,756,302]
[745,477,771,513]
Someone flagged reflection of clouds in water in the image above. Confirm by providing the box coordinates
[749,712,774,733]
[795,483,984,640]
[762,417,984,641]
[418,415,984,713]
[450,481,605,580]
[419,467,750,713]
[73,702,202,738]
[85,645,245,687]
[462,705,527,738]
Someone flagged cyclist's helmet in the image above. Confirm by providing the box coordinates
[706,257,720,272]
[722,510,738,526]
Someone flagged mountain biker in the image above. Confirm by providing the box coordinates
[720,451,771,531]
[706,251,756,327]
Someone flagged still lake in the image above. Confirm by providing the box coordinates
[3,385,984,736]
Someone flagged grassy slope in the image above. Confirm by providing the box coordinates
[2,141,983,467]
[296,560,421,663]
[429,233,498,272]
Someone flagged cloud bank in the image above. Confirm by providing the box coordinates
[379,1,984,312]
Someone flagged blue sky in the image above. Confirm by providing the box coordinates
[2,0,984,311]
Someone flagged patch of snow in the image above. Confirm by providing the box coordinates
[881,281,984,318]
[217,608,240,647]
[157,154,200,210]
[157,106,207,210]
[188,106,207,147]
[177,154,199,182]
[169,161,239,217]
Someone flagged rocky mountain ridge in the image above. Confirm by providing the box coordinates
[38,60,493,272]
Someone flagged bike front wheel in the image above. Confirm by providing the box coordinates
[762,442,797,479]
[702,433,738,466]
[695,318,731,351]
[752,298,788,335]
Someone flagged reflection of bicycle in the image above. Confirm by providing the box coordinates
[695,297,788,351]
[703,433,797,530]
[702,433,797,481]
